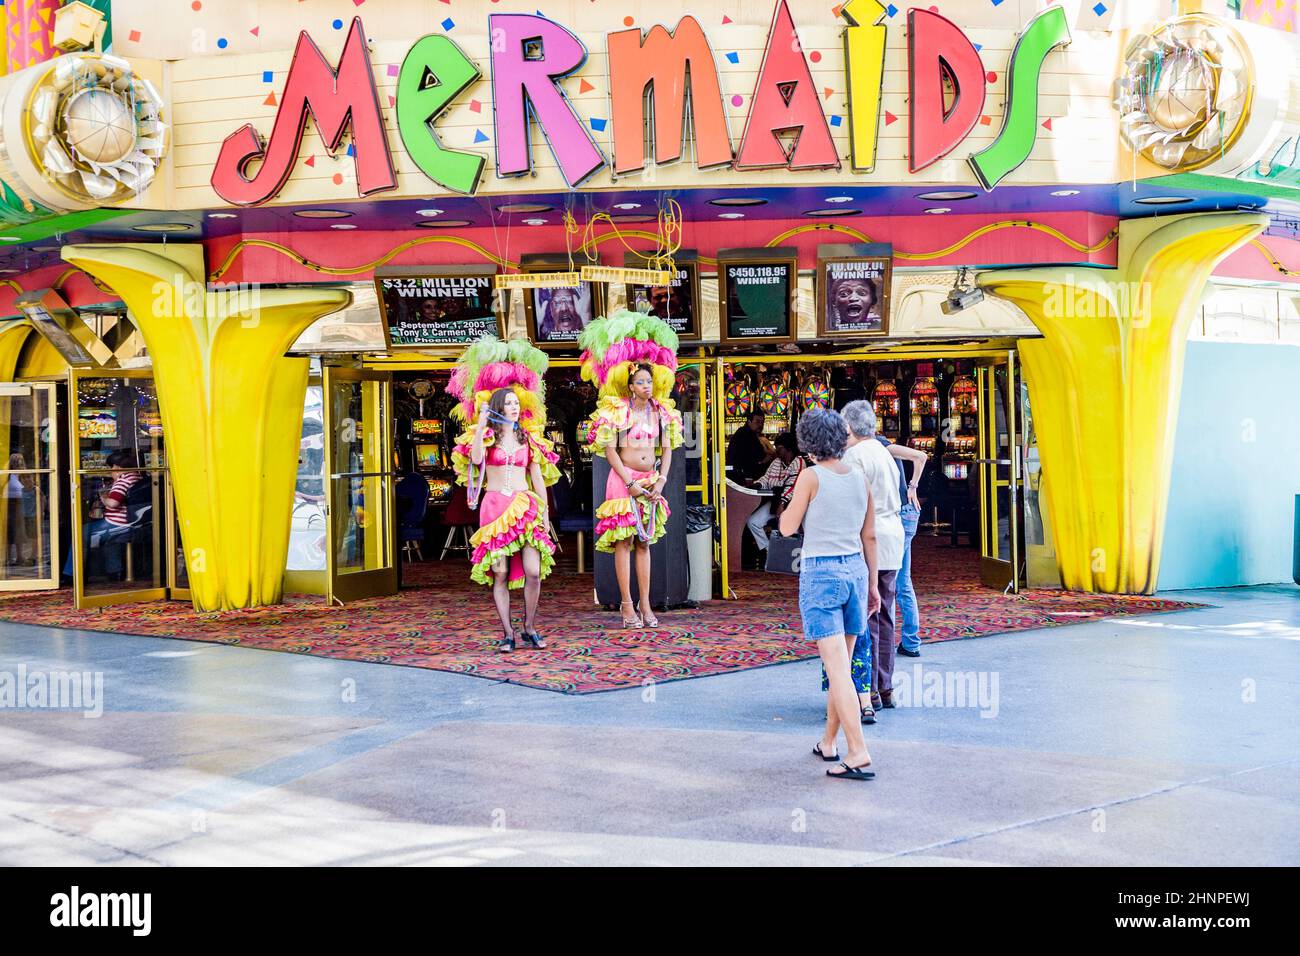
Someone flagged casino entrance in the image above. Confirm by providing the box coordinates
[713,343,1059,601]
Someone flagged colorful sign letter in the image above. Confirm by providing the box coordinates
[840,0,888,173]
[907,9,985,174]
[211,18,395,206]
[607,17,732,174]
[489,14,606,187]
[397,35,486,195]
[968,5,1071,190]
[735,0,840,171]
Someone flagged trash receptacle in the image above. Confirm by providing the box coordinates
[686,505,715,602]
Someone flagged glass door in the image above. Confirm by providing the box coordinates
[69,370,175,609]
[323,366,397,603]
[0,382,59,590]
[975,353,1023,592]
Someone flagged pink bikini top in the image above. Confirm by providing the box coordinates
[484,442,531,467]
[625,405,661,443]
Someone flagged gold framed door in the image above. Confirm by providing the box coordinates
[323,366,397,604]
[0,382,59,590]
[975,353,1023,592]
[69,369,176,609]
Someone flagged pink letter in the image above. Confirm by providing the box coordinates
[735,0,839,170]
[489,14,606,187]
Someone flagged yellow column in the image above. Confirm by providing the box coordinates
[979,212,1266,594]
[60,244,351,611]
[0,324,34,557]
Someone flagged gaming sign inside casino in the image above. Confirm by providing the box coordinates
[208,2,1073,204]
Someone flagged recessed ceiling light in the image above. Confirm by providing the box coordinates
[1134,196,1193,205]
[416,208,444,217]
[414,219,472,228]
[916,191,977,201]
[709,197,768,207]
[612,214,655,222]
[0,237,21,242]
[803,208,862,217]
[825,196,855,203]
[498,203,554,214]
[924,207,951,215]
[330,223,356,230]
[0,269,17,274]
[132,223,192,232]
[207,212,238,219]
[32,245,60,251]
[1049,189,1080,197]
[718,212,745,219]
[523,218,548,225]
[294,209,352,219]
[612,202,642,210]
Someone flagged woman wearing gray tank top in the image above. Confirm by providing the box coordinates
[779,408,881,781]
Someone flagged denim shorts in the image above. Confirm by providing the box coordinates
[798,554,870,640]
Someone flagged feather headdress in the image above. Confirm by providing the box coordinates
[578,310,679,402]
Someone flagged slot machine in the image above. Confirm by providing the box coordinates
[942,374,979,490]
[872,379,901,440]
[907,374,939,458]
[409,416,454,505]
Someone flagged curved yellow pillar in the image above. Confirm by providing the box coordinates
[60,244,351,611]
[980,212,1266,593]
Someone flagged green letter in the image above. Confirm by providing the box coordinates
[396,35,485,195]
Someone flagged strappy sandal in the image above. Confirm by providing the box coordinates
[812,742,839,762]
[827,761,875,781]
[521,629,547,649]
[860,707,876,725]
[620,601,643,628]
[640,606,660,629]
[497,630,516,653]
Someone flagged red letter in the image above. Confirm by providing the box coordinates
[211,18,395,206]
[907,9,985,173]
[607,18,732,174]
[735,0,839,171]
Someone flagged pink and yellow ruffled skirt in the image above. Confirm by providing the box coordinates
[469,490,555,588]
[594,469,670,553]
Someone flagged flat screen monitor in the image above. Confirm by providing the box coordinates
[414,443,442,469]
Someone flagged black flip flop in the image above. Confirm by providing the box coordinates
[497,632,516,653]
[812,742,839,762]
[827,762,875,781]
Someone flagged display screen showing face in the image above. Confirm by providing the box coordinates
[531,284,596,344]
[721,260,793,342]
[820,257,891,336]
[378,274,500,347]
[627,264,697,339]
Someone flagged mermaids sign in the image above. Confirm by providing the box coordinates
[210,2,1070,205]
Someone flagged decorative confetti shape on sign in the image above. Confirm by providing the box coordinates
[469,99,482,112]
[442,17,455,30]
[830,114,842,126]
[725,51,739,64]
[474,129,490,143]
[1092,3,1107,15]
[387,64,399,77]
[579,78,595,94]
[884,110,897,125]
[722,15,733,24]
[346,144,356,157]
[304,155,316,167]
[1042,117,1052,130]
[823,86,834,99]
[250,26,260,37]
[264,92,278,106]
[986,71,997,83]
[389,95,396,107]
[332,173,344,185]
[263,70,274,82]
[590,117,607,131]
[129,29,141,42]
[979,115,991,125]
[886,4,897,15]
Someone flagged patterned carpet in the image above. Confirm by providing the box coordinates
[0,538,1204,694]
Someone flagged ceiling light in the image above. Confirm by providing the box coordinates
[498,203,553,213]
[915,191,977,201]
[207,212,238,219]
[523,218,548,225]
[132,223,192,232]
[718,212,745,219]
[1049,189,1080,197]
[924,207,951,214]
[803,208,862,217]
[708,197,768,207]
[612,202,642,210]
[612,214,655,222]
[1134,196,1193,205]
[414,219,472,228]
[416,208,444,217]
[330,223,356,230]
[825,196,854,203]
[0,237,22,242]
[294,209,352,219]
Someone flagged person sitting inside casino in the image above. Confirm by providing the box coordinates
[745,432,805,558]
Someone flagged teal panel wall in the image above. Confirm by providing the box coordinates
[1159,341,1300,590]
